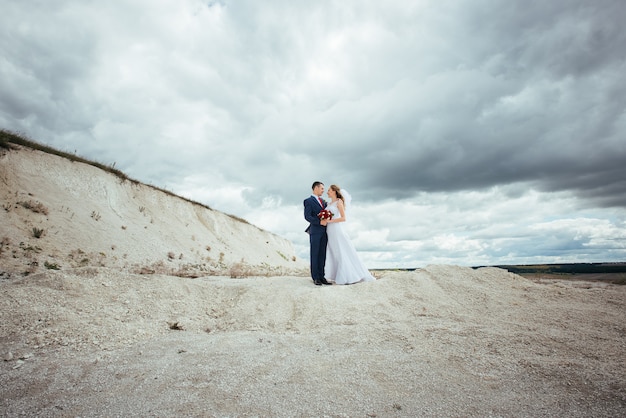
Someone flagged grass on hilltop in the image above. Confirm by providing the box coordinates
[0,128,253,226]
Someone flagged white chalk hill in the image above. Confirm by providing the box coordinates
[0,142,307,278]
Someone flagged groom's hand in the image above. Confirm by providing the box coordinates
[321,219,328,226]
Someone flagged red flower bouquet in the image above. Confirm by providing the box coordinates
[317,209,333,220]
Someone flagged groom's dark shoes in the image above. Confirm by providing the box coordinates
[318,278,332,285]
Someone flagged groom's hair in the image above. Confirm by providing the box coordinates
[312,181,323,190]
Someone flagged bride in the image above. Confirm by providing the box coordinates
[322,185,376,285]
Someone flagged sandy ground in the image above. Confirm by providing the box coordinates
[1,265,625,417]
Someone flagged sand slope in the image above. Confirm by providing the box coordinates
[0,144,306,278]
[1,265,625,417]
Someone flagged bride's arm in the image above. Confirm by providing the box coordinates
[331,200,346,223]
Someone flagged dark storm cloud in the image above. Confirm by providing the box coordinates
[0,2,98,134]
[332,0,626,206]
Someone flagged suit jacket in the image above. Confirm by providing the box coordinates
[304,196,326,234]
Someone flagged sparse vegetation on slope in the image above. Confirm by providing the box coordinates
[0,129,257,221]
[0,128,306,278]
[1,129,132,182]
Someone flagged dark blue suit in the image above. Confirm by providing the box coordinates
[304,196,327,282]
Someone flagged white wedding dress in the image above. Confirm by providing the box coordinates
[324,196,376,285]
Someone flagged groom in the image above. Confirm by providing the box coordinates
[304,181,332,286]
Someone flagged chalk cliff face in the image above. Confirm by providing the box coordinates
[0,144,307,278]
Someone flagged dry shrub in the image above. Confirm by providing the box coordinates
[229,261,254,278]
[18,200,49,215]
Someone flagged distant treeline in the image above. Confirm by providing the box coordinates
[492,263,626,275]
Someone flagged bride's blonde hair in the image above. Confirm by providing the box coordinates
[329,184,345,205]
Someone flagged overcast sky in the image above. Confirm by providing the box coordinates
[2,0,625,268]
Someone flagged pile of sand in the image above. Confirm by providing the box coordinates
[1,265,625,416]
